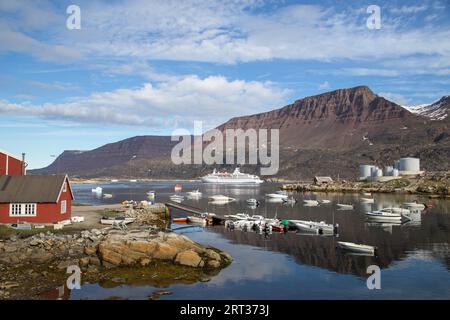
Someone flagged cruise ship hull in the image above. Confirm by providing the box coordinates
[201,177,263,184]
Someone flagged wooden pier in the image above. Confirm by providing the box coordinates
[165,201,226,225]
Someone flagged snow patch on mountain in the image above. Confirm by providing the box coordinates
[403,96,449,120]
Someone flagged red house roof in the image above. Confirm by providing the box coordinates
[0,175,73,203]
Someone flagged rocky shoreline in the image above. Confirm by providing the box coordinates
[281,172,450,198]
[0,204,232,300]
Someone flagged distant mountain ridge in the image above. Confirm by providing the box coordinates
[404,96,450,121]
[31,86,450,179]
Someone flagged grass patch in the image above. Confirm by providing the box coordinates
[0,224,54,240]
[96,209,121,218]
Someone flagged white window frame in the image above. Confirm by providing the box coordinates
[61,200,67,214]
[9,203,37,217]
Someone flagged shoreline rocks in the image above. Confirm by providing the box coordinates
[97,231,231,269]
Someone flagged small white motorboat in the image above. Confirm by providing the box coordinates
[283,197,297,204]
[318,199,331,204]
[265,193,288,200]
[366,208,402,222]
[186,190,202,197]
[91,187,102,194]
[360,197,374,203]
[337,241,376,255]
[103,193,113,199]
[362,192,372,197]
[303,200,319,206]
[337,203,354,210]
[403,202,425,210]
[246,198,259,205]
[147,191,156,198]
[209,195,235,202]
[100,217,135,225]
[291,220,335,235]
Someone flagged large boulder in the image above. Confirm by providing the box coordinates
[96,231,231,269]
[175,250,203,267]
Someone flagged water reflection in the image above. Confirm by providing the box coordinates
[72,182,450,283]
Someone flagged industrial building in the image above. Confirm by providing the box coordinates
[359,157,423,181]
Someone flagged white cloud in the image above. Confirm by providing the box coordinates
[0,75,290,128]
[318,81,330,89]
[28,80,79,91]
[2,0,450,68]
[378,92,409,106]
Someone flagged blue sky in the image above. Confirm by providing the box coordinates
[0,0,449,169]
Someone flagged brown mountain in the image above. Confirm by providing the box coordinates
[32,86,450,179]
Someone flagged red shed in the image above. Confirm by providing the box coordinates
[0,149,26,176]
[0,175,73,224]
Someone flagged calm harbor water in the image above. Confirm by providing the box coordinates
[70,181,450,299]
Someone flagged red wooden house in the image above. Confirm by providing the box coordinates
[0,149,26,176]
[0,175,73,224]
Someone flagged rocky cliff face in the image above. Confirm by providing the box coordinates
[32,86,450,179]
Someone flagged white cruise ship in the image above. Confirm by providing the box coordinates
[201,168,264,184]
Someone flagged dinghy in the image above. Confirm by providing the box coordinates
[337,241,376,255]
[103,193,113,199]
[337,203,354,210]
[187,216,207,225]
[318,199,331,204]
[91,187,102,194]
[360,197,374,203]
[265,193,288,200]
[303,200,319,206]
[209,195,235,202]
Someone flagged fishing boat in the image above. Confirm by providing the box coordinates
[186,190,202,197]
[360,197,374,203]
[209,195,235,202]
[337,203,354,210]
[366,208,403,222]
[100,217,135,225]
[172,217,188,223]
[337,241,376,255]
[303,199,319,206]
